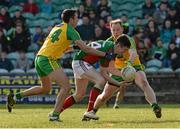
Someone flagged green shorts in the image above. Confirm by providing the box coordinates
[110,65,144,84]
[35,55,61,77]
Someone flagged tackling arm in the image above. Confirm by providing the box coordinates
[74,40,105,57]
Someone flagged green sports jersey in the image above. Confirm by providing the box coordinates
[74,40,114,67]
[106,36,114,42]
[106,35,136,49]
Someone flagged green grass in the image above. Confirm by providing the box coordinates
[0,104,180,128]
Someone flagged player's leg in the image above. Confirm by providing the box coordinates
[72,60,106,114]
[82,68,106,111]
[21,77,52,96]
[135,70,161,118]
[113,85,126,109]
[106,73,126,109]
[95,84,119,110]
[48,67,71,121]
[7,76,52,112]
[81,68,106,112]
[7,56,53,112]
[84,83,119,120]
[61,78,89,112]
[60,60,90,113]
[80,68,106,120]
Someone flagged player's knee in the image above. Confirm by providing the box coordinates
[141,80,149,88]
[41,86,51,94]
[99,94,107,103]
[61,85,71,92]
[74,92,85,102]
[96,77,106,88]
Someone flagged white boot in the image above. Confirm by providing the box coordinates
[83,111,99,120]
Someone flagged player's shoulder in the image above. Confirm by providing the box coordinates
[94,40,113,48]
[121,34,136,49]
[96,40,113,43]
[55,22,75,32]
[106,36,114,42]
[67,23,79,34]
[103,40,114,47]
[55,22,66,28]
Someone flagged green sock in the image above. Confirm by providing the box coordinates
[115,101,120,105]
[93,109,98,113]
[53,111,60,116]
[151,103,158,110]
[15,92,24,99]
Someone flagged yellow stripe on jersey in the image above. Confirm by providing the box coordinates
[48,58,59,70]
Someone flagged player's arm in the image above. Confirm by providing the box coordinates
[100,66,121,86]
[74,40,106,57]
[127,37,137,65]
[67,25,108,57]
[128,48,137,64]
[107,60,122,77]
[100,65,130,87]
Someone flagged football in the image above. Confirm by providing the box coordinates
[121,66,136,82]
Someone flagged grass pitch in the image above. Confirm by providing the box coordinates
[0,104,180,128]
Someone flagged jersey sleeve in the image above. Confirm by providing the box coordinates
[67,24,81,41]
[106,36,114,42]
[100,58,111,67]
[128,36,136,49]
[99,43,115,67]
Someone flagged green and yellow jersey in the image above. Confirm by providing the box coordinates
[37,22,80,59]
[106,36,141,69]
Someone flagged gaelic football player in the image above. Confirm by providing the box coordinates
[85,19,161,120]
[60,35,131,120]
[6,9,113,121]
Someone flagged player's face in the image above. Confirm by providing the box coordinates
[111,23,123,39]
[71,13,78,28]
[115,44,128,54]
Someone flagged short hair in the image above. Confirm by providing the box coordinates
[61,9,77,23]
[110,19,123,28]
[82,13,89,18]
[115,34,131,48]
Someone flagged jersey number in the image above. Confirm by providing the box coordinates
[89,42,101,49]
[51,29,62,43]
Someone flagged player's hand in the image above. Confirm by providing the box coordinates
[105,52,114,60]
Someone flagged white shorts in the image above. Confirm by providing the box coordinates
[72,60,94,79]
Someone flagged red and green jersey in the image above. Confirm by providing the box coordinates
[74,40,115,67]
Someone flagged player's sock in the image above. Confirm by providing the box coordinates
[114,100,120,108]
[52,111,60,116]
[151,103,162,118]
[15,92,24,100]
[151,103,159,110]
[115,100,119,105]
[87,87,100,112]
[93,108,98,114]
[61,95,76,112]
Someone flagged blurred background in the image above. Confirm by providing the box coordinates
[0,0,179,104]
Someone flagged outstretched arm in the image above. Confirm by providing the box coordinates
[74,40,106,57]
